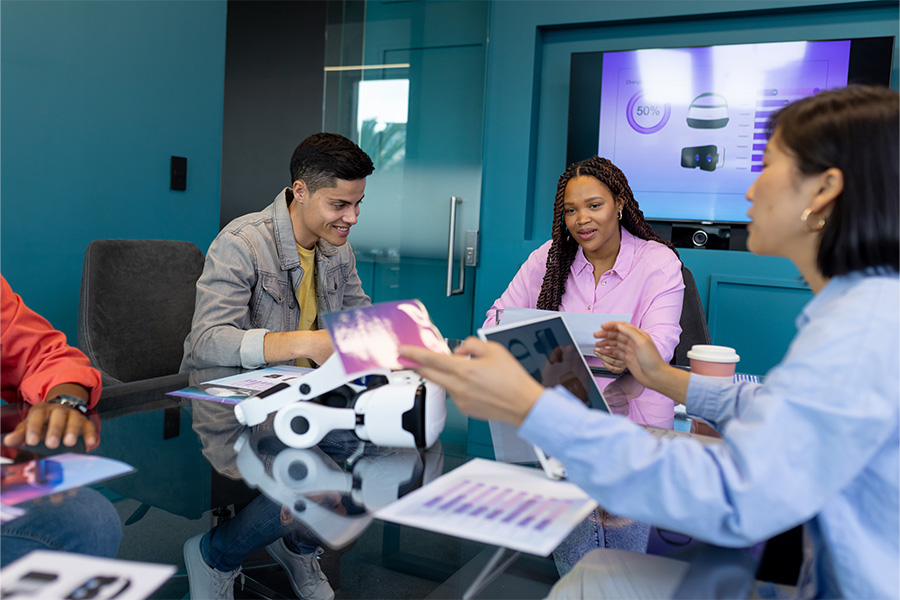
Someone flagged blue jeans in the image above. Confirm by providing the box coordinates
[1,486,123,567]
[552,508,651,576]
[201,493,318,571]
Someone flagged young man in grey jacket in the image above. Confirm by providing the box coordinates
[181,134,374,600]
[181,133,374,372]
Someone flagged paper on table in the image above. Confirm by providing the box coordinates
[167,365,313,404]
[375,458,597,556]
[0,504,25,523]
[0,550,176,600]
[1,453,133,506]
[498,308,632,355]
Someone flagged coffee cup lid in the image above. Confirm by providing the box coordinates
[687,344,740,363]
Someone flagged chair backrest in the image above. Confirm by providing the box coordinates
[672,265,711,366]
[78,239,204,384]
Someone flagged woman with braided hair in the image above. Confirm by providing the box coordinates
[484,156,684,425]
[483,157,684,574]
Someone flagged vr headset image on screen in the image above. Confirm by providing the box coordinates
[566,36,894,225]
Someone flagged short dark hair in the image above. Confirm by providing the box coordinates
[289,133,374,196]
[767,85,899,276]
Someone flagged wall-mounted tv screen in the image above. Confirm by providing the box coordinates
[568,37,894,225]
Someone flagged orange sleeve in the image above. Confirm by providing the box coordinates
[0,276,102,407]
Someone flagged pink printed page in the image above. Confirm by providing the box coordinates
[324,299,450,375]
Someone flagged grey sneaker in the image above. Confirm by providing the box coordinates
[266,539,335,600]
[183,532,242,600]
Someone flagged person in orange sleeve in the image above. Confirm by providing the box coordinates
[1,275,102,450]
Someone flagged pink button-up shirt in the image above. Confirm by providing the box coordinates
[484,228,684,427]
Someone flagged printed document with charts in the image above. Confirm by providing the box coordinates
[375,458,597,556]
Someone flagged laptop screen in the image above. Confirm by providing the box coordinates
[479,315,609,413]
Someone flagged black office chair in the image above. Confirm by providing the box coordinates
[78,239,205,385]
[672,265,711,366]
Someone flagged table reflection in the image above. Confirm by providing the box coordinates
[597,372,677,429]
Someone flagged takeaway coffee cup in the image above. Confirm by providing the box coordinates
[687,344,740,377]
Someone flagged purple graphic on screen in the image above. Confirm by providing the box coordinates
[487,491,527,521]
[625,92,671,134]
[471,487,510,517]
[597,40,851,223]
[536,499,576,531]
[324,300,449,375]
[501,495,541,524]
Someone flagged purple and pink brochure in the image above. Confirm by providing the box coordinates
[1,453,133,507]
[323,299,450,376]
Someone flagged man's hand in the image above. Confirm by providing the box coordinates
[302,330,335,366]
[399,337,545,426]
[3,402,98,450]
[264,329,334,365]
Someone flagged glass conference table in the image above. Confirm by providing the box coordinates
[1,368,769,600]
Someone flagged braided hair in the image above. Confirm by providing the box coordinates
[536,156,679,311]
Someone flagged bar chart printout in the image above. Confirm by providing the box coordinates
[375,458,598,556]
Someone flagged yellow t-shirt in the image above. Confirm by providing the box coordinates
[295,244,317,368]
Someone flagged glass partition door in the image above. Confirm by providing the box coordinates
[323,0,488,341]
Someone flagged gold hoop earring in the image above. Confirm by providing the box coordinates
[617,210,623,221]
[800,208,826,232]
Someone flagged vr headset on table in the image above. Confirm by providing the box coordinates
[233,353,446,450]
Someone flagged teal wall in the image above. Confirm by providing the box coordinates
[1,0,896,376]
[1,0,227,341]
[475,0,899,373]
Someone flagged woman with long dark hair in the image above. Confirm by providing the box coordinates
[485,156,684,426]
[483,157,685,572]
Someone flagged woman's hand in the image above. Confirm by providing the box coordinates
[592,342,626,373]
[3,402,98,450]
[399,337,545,426]
[595,321,689,404]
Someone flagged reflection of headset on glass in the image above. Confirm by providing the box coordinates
[233,430,430,549]
[233,353,446,450]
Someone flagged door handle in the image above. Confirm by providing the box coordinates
[446,196,465,296]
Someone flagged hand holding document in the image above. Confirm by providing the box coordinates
[324,299,450,375]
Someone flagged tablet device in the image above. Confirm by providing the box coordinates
[478,314,608,479]
[479,314,720,479]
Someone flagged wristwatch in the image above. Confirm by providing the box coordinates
[48,394,89,415]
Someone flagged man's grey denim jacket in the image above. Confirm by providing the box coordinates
[181,189,371,370]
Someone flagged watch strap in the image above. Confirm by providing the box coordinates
[48,394,89,415]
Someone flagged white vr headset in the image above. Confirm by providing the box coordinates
[233,354,446,450]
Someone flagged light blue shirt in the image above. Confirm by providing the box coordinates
[520,272,899,599]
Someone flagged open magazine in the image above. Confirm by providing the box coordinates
[167,365,313,404]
